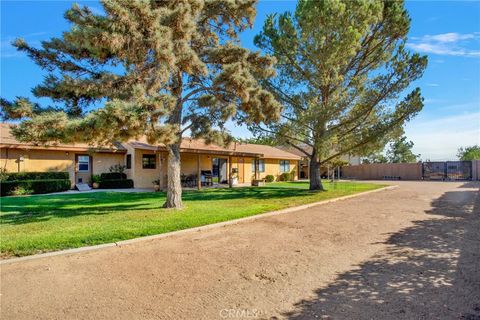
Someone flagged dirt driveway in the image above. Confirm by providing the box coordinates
[1,181,479,320]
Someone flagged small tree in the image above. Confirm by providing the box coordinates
[386,135,420,163]
[252,0,427,190]
[457,145,480,161]
[1,0,280,208]
[362,152,388,164]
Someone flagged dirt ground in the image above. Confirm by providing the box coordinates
[1,181,479,320]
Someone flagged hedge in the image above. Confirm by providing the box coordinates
[265,175,275,183]
[1,172,69,181]
[100,172,127,180]
[1,179,71,197]
[99,179,134,189]
[278,172,292,181]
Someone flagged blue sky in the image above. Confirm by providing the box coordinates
[1,1,479,161]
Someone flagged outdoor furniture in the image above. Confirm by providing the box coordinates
[181,174,198,188]
[201,170,213,186]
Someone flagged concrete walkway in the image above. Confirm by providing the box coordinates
[1,181,479,319]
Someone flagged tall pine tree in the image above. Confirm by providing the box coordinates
[252,0,427,190]
[1,0,281,208]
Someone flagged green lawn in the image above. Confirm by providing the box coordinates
[0,181,383,257]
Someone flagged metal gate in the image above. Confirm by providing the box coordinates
[422,161,472,180]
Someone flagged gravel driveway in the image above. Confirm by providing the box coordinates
[1,181,479,320]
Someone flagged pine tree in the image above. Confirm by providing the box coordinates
[1,0,281,208]
[386,135,420,163]
[252,0,427,190]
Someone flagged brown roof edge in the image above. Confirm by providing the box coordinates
[0,144,128,153]
[159,146,263,158]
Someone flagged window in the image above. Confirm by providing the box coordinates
[251,159,265,173]
[78,155,90,172]
[126,154,132,169]
[279,160,290,173]
[142,154,156,169]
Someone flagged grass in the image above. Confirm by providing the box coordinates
[0,181,383,257]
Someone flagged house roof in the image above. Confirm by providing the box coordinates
[1,123,301,160]
[0,123,127,153]
[277,145,312,158]
[234,143,302,160]
[129,137,301,159]
[128,136,262,157]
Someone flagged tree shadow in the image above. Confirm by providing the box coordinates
[284,183,480,319]
[0,192,166,225]
[0,183,368,225]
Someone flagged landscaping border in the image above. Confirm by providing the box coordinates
[1,185,397,265]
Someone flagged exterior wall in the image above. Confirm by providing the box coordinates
[342,163,423,180]
[123,144,136,182]
[181,153,214,176]
[0,148,125,186]
[131,149,160,188]
[243,157,298,182]
[1,148,75,184]
[91,153,124,175]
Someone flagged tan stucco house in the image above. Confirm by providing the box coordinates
[0,123,301,189]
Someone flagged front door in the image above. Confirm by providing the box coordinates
[75,154,92,184]
[238,158,244,183]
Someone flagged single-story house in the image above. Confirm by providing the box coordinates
[0,123,301,189]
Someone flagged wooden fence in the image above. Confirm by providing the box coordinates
[343,161,480,181]
[341,163,423,180]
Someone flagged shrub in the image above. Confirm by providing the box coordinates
[278,172,292,181]
[100,172,127,180]
[99,179,134,189]
[265,175,275,183]
[91,174,101,183]
[0,171,69,181]
[1,179,71,197]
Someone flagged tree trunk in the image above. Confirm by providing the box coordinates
[309,154,325,191]
[163,143,183,209]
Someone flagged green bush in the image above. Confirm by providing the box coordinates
[100,172,127,180]
[1,179,71,197]
[99,179,134,189]
[278,172,292,181]
[1,172,69,181]
[265,175,275,183]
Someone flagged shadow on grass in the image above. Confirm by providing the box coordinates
[0,182,373,226]
[283,181,480,319]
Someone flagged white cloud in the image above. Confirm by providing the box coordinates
[407,32,480,57]
[404,112,480,161]
[423,33,474,43]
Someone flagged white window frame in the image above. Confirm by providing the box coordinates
[78,155,90,172]
[279,160,290,173]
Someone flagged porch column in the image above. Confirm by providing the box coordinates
[160,152,163,190]
[228,156,233,188]
[254,157,259,180]
[197,154,202,190]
